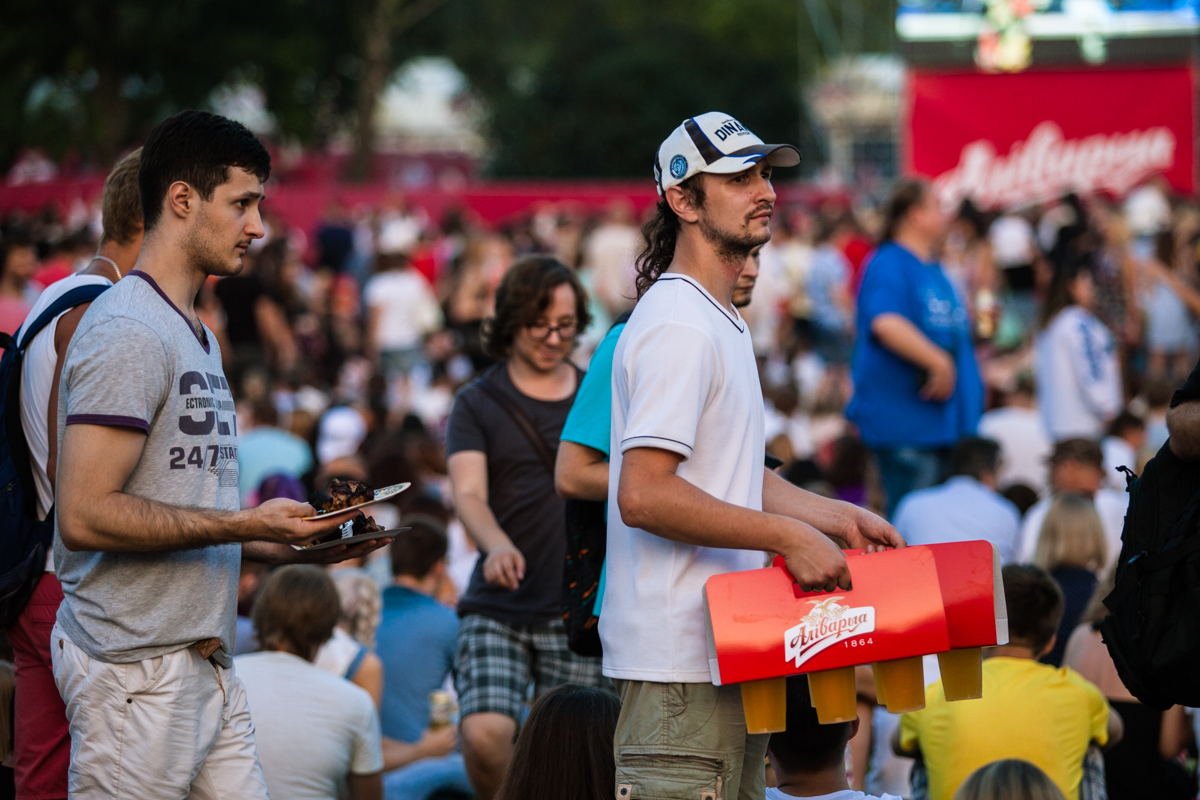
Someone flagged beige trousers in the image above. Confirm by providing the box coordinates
[50,625,269,800]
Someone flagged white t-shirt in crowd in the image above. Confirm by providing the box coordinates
[1015,489,1129,571]
[989,214,1035,268]
[1035,307,1122,441]
[363,269,442,351]
[17,273,112,572]
[977,405,1052,492]
[601,273,765,683]
[235,651,382,800]
[1102,436,1137,492]
[766,789,902,800]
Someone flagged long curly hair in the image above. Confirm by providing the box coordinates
[482,255,592,359]
[634,177,705,299]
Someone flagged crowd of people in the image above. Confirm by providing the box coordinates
[0,105,1199,800]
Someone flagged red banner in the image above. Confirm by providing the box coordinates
[905,65,1197,210]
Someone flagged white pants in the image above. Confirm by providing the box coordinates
[51,624,269,800]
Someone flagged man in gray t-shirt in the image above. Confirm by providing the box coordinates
[49,111,391,800]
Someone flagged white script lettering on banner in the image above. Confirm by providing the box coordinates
[933,121,1176,211]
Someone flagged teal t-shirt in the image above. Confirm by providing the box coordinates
[561,322,625,456]
[560,322,625,616]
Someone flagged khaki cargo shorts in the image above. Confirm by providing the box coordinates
[613,679,768,800]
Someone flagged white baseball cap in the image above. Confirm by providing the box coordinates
[654,111,801,196]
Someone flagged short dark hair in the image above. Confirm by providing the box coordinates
[252,565,340,661]
[0,226,34,277]
[390,515,449,578]
[1108,411,1145,439]
[1049,438,1104,469]
[952,437,1002,480]
[139,110,271,232]
[101,148,144,245]
[768,675,853,776]
[494,684,620,800]
[482,255,591,359]
[1002,564,1064,652]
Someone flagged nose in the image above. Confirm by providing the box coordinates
[246,206,265,240]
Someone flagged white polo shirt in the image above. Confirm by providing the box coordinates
[601,273,765,683]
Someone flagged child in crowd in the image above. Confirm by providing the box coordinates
[952,760,1067,800]
[1032,495,1106,667]
[766,675,901,800]
[896,564,1120,800]
[494,684,619,800]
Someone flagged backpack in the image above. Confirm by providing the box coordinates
[0,284,109,627]
[1100,439,1200,709]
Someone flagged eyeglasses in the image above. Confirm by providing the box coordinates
[526,321,578,341]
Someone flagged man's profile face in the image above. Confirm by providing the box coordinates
[695,162,776,262]
[183,167,265,278]
[732,246,761,309]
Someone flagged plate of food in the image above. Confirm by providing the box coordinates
[294,511,409,551]
[301,479,411,521]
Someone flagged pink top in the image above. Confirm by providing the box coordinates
[0,296,32,336]
[1062,623,1137,702]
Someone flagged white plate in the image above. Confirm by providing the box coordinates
[293,527,409,552]
[300,482,412,521]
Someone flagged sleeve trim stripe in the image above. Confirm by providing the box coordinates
[620,435,693,457]
[65,414,150,433]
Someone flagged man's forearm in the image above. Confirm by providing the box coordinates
[871,313,946,370]
[620,468,794,553]
[60,493,251,552]
[381,737,424,771]
[763,468,858,540]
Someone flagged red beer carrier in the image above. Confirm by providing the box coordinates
[702,541,1007,731]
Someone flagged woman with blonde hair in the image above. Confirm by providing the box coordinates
[314,569,385,707]
[1033,494,1106,667]
[953,760,1066,800]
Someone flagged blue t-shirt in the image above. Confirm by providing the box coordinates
[558,321,625,616]
[376,585,459,743]
[846,242,983,448]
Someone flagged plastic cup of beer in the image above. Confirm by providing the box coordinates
[873,657,925,714]
[937,647,984,701]
[741,677,787,734]
[871,664,888,707]
[807,667,857,725]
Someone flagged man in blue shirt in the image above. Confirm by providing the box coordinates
[377,518,471,800]
[891,436,1021,565]
[846,179,983,516]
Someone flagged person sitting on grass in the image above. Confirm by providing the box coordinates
[494,684,619,800]
[765,674,901,800]
[895,564,1122,800]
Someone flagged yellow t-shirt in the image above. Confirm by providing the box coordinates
[898,657,1109,800]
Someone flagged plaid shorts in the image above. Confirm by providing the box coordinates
[453,614,608,721]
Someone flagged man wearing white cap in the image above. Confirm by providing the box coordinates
[605,113,903,799]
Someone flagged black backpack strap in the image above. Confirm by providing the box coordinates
[17,284,110,351]
[474,375,558,476]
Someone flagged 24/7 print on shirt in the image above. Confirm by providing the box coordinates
[170,370,239,488]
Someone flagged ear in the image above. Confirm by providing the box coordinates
[1037,634,1057,658]
[165,180,195,222]
[665,182,702,225]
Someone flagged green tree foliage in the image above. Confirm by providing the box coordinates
[0,0,894,177]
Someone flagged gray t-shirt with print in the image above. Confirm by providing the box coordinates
[53,270,241,667]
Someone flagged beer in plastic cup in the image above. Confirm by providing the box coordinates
[937,646,984,701]
[871,664,888,707]
[873,656,925,714]
[807,667,857,725]
[429,690,457,730]
[740,677,787,734]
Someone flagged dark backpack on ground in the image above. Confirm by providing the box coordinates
[1100,439,1200,709]
[0,284,109,627]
